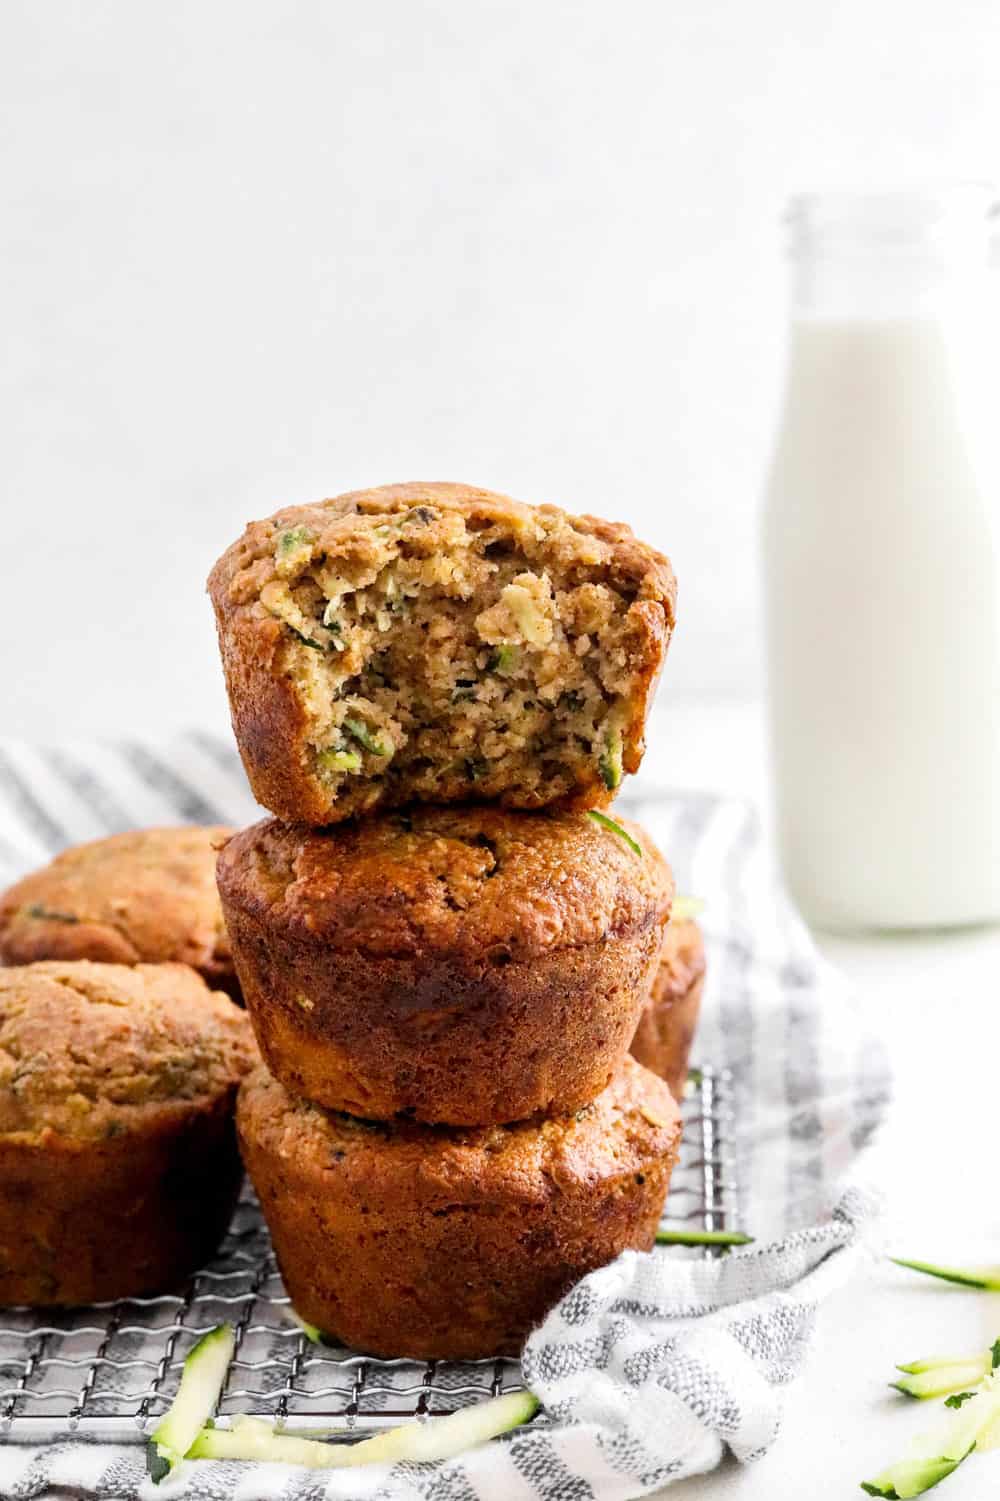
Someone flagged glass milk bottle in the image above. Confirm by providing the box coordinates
[763,189,1000,929]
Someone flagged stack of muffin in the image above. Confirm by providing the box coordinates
[0,479,705,1347]
[208,481,698,1360]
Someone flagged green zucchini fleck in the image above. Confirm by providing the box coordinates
[149,1323,235,1483]
[25,904,79,924]
[598,725,623,791]
[286,1308,325,1343]
[147,1449,171,1484]
[276,525,315,558]
[186,1390,539,1468]
[317,748,362,774]
[655,1228,754,1248]
[343,718,391,758]
[890,1257,1000,1291]
[861,1377,1000,1496]
[288,626,324,651]
[587,810,642,857]
[487,644,519,675]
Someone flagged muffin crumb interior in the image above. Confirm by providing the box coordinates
[262,503,650,804]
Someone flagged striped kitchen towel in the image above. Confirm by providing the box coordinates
[0,734,891,1501]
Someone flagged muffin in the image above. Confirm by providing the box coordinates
[630,918,706,1099]
[0,827,240,1002]
[217,806,673,1125]
[0,961,255,1305]
[207,481,676,824]
[238,1055,681,1359]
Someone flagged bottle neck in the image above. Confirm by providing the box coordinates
[792,248,993,320]
[788,188,997,321]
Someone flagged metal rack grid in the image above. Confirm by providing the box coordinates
[0,1066,736,1446]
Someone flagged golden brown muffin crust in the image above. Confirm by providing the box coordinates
[208,482,676,824]
[0,960,255,1304]
[218,809,673,1124]
[241,1053,679,1203]
[0,960,255,1140]
[215,482,673,605]
[0,827,236,994]
[238,1056,682,1358]
[217,807,672,960]
[630,918,706,1099]
[651,917,706,1002]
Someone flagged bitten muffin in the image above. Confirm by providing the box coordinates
[630,918,706,1099]
[0,827,239,1001]
[238,1055,682,1359]
[217,806,673,1125]
[0,961,255,1305]
[207,482,676,824]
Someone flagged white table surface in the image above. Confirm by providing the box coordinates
[641,701,1000,1501]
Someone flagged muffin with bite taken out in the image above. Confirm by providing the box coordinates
[208,482,676,824]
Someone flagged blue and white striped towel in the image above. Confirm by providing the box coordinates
[0,735,891,1500]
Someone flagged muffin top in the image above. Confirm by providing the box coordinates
[0,827,235,989]
[650,918,706,1004]
[209,482,675,616]
[0,961,255,1141]
[238,1055,681,1205]
[217,807,673,959]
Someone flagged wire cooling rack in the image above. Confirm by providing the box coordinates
[0,1066,736,1445]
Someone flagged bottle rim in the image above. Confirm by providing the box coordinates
[787,184,999,255]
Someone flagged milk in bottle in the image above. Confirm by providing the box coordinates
[763,189,1000,928]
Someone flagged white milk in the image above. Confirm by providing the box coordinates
[763,192,1000,929]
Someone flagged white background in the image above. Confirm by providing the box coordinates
[3,0,1000,740]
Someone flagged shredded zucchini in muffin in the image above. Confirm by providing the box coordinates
[259,502,651,806]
